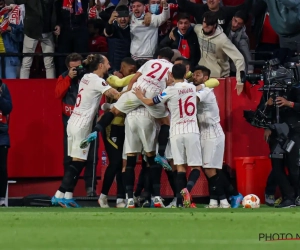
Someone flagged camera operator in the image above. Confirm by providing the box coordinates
[54,53,98,197]
[264,86,300,208]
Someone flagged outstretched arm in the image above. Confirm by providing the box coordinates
[134,87,155,106]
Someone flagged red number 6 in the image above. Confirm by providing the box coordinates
[76,88,84,107]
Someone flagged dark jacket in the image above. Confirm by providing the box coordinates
[155,27,200,70]
[177,0,253,31]
[264,0,300,37]
[55,71,80,127]
[251,0,267,46]
[15,0,59,39]
[0,83,13,147]
[104,21,131,72]
[56,0,89,29]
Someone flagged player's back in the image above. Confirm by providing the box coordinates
[69,73,111,129]
[165,82,199,136]
[197,87,223,138]
[134,59,173,95]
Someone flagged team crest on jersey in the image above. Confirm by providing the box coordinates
[102,81,108,86]
[112,137,117,143]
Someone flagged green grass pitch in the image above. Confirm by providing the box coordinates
[1,206,300,250]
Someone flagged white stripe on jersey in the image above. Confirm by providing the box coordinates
[126,106,153,119]
[196,87,224,139]
[68,73,111,129]
[158,82,199,137]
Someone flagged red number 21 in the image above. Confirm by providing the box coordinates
[146,63,169,81]
[178,96,196,118]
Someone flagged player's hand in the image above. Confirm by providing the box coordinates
[235,84,243,96]
[165,72,174,86]
[133,87,146,99]
[113,71,124,78]
[68,67,77,79]
[143,12,152,26]
[109,11,119,24]
[276,97,290,107]
[264,129,271,143]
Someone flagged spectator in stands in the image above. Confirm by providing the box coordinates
[252,0,279,61]
[54,53,98,197]
[104,5,131,72]
[98,0,120,23]
[155,13,200,71]
[56,0,89,75]
[177,0,253,31]
[226,10,253,76]
[15,0,60,79]
[130,0,170,60]
[0,79,12,206]
[194,11,245,95]
[88,0,106,19]
[0,2,23,79]
[88,19,108,53]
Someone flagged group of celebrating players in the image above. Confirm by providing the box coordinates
[51,47,244,209]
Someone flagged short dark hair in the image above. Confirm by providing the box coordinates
[115,5,129,13]
[65,53,83,67]
[175,57,190,67]
[122,57,136,66]
[234,10,249,24]
[203,11,218,26]
[194,65,211,78]
[135,59,148,70]
[172,64,186,79]
[85,54,105,72]
[157,47,174,61]
[177,12,191,22]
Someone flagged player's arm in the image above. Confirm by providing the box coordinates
[134,87,169,106]
[196,87,209,103]
[103,88,121,100]
[107,74,135,88]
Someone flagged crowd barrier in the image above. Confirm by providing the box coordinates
[4,78,269,197]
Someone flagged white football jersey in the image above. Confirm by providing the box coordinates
[68,73,111,128]
[196,87,224,139]
[157,82,199,137]
[133,59,173,96]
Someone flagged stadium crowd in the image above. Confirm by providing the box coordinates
[0,0,300,208]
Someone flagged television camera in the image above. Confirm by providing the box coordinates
[243,58,300,159]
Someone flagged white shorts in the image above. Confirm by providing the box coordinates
[114,90,168,118]
[165,140,172,160]
[201,134,225,169]
[67,124,92,160]
[170,133,202,166]
[124,116,157,154]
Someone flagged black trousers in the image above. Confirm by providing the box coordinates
[0,146,8,198]
[101,124,125,198]
[268,133,300,200]
[63,127,98,190]
[56,26,89,76]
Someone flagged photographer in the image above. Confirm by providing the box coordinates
[55,53,98,197]
[264,86,300,208]
[0,80,12,206]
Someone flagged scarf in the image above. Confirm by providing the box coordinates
[63,0,83,15]
[0,5,21,32]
